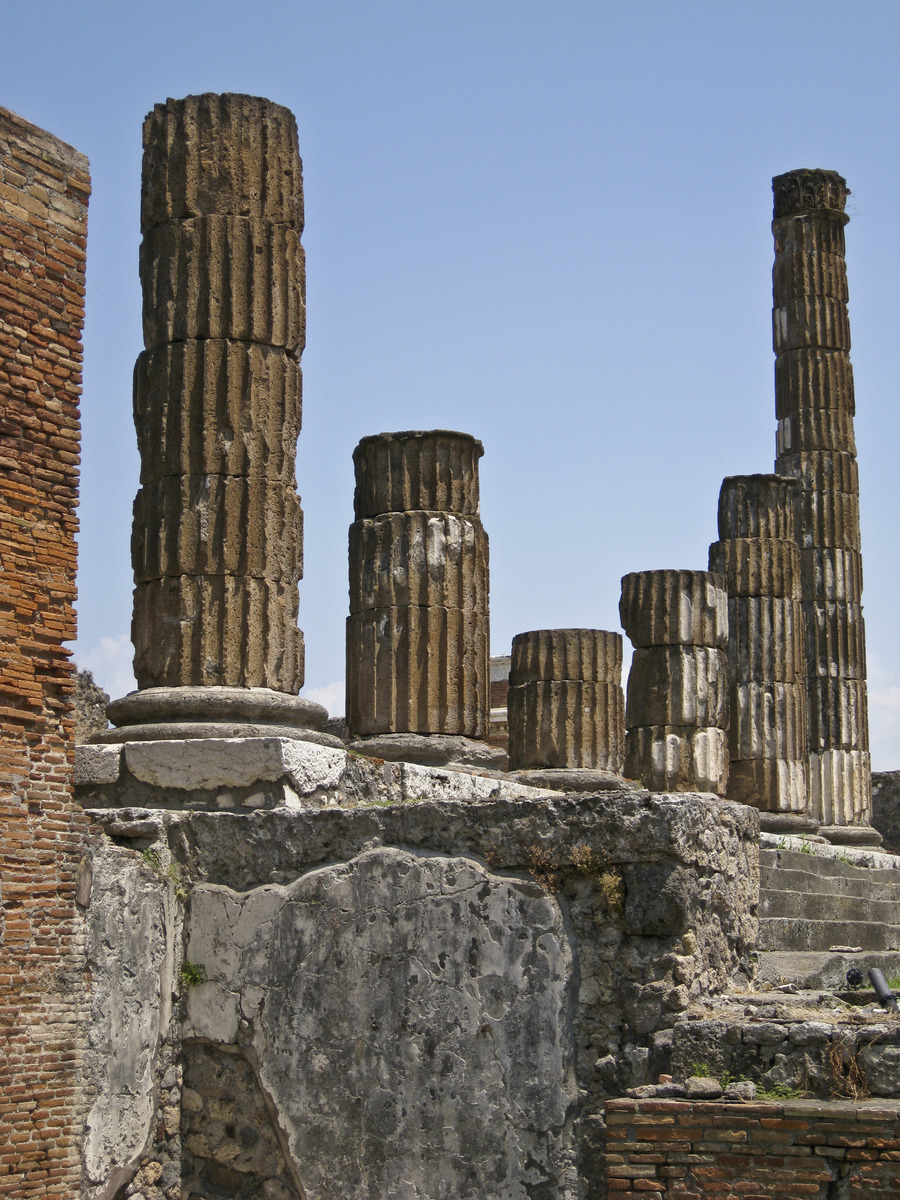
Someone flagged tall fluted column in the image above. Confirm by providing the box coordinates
[346,431,490,745]
[772,169,873,839]
[710,475,810,821]
[620,571,730,793]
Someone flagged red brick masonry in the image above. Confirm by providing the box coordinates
[0,105,90,1199]
[604,1097,900,1198]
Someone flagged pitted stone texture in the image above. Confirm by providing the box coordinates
[82,837,172,1200]
[777,451,859,496]
[509,628,623,687]
[184,847,578,1198]
[805,600,866,679]
[348,511,488,613]
[807,678,869,751]
[625,647,728,729]
[717,475,797,542]
[352,430,483,519]
[776,408,857,456]
[74,743,123,786]
[133,576,304,691]
[772,168,849,218]
[792,487,861,550]
[624,726,728,795]
[727,758,809,813]
[728,683,809,761]
[708,539,801,598]
[725,596,806,684]
[346,605,488,738]
[619,570,728,649]
[775,349,855,418]
[134,342,301,483]
[810,749,872,827]
[141,217,304,353]
[773,249,848,300]
[507,679,625,771]
[799,548,863,603]
[141,94,303,232]
[132,475,302,582]
[772,295,850,354]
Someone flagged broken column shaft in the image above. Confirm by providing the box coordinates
[710,475,810,818]
[620,570,730,793]
[772,168,872,835]
[346,431,490,740]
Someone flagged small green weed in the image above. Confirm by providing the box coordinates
[179,961,207,988]
[756,1082,810,1100]
[141,848,161,870]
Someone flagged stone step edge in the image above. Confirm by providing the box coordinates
[759,832,900,872]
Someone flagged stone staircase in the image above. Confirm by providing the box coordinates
[756,833,900,988]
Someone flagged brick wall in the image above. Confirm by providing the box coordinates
[0,105,90,1199]
[604,1097,900,1197]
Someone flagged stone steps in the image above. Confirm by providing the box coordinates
[757,916,900,953]
[756,949,900,990]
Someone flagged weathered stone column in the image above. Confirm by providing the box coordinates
[107,93,328,743]
[772,169,874,841]
[346,431,495,765]
[506,629,628,790]
[620,571,729,793]
[710,475,811,824]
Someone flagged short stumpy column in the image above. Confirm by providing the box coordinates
[710,475,810,819]
[772,169,873,839]
[346,431,490,741]
[620,570,730,793]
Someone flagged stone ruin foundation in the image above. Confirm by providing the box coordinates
[620,570,730,793]
[710,473,811,822]
[772,168,873,839]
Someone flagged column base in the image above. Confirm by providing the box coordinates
[818,823,884,848]
[94,686,342,748]
[347,732,506,770]
[757,812,821,836]
[506,768,640,794]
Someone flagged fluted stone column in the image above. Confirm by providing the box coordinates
[107,94,328,744]
[346,431,493,762]
[507,629,625,779]
[772,169,873,840]
[620,571,729,793]
[710,475,811,821]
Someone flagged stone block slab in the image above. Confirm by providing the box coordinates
[74,743,123,786]
[124,737,346,794]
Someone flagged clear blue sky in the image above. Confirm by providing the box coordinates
[4,1,899,766]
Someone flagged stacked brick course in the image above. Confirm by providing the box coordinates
[0,106,90,1198]
[604,1098,900,1197]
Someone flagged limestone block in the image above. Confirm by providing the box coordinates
[132,475,302,582]
[348,511,488,614]
[124,737,345,794]
[728,682,808,761]
[773,249,848,301]
[772,169,849,220]
[726,758,808,813]
[774,349,855,418]
[708,538,801,598]
[353,430,483,519]
[777,450,859,496]
[772,296,850,354]
[775,408,857,455]
[140,217,305,353]
[805,599,867,679]
[509,628,623,687]
[807,678,869,751]
[625,646,728,728]
[809,749,872,827]
[133,575,304,691]
[619,570,728,649]
[792,487,861,550]
[134,342,301,483]
[624,726,728,794]
[506,679,625,772]
[141,93,303,232]
[726,596,805,683]
[799,547,863,602]
[74,743,122,785]
[717,474,797,541]
[346,605,488,737]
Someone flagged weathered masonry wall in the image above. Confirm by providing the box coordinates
[602,1097,900,1197]
[0,106,90,1199]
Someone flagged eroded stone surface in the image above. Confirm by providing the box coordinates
[619,571,728,648]
[352,430,483,519]
[507,679,625,772]
[185,847,579,1198]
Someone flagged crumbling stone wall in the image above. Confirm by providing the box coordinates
[0,106,90,1199]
